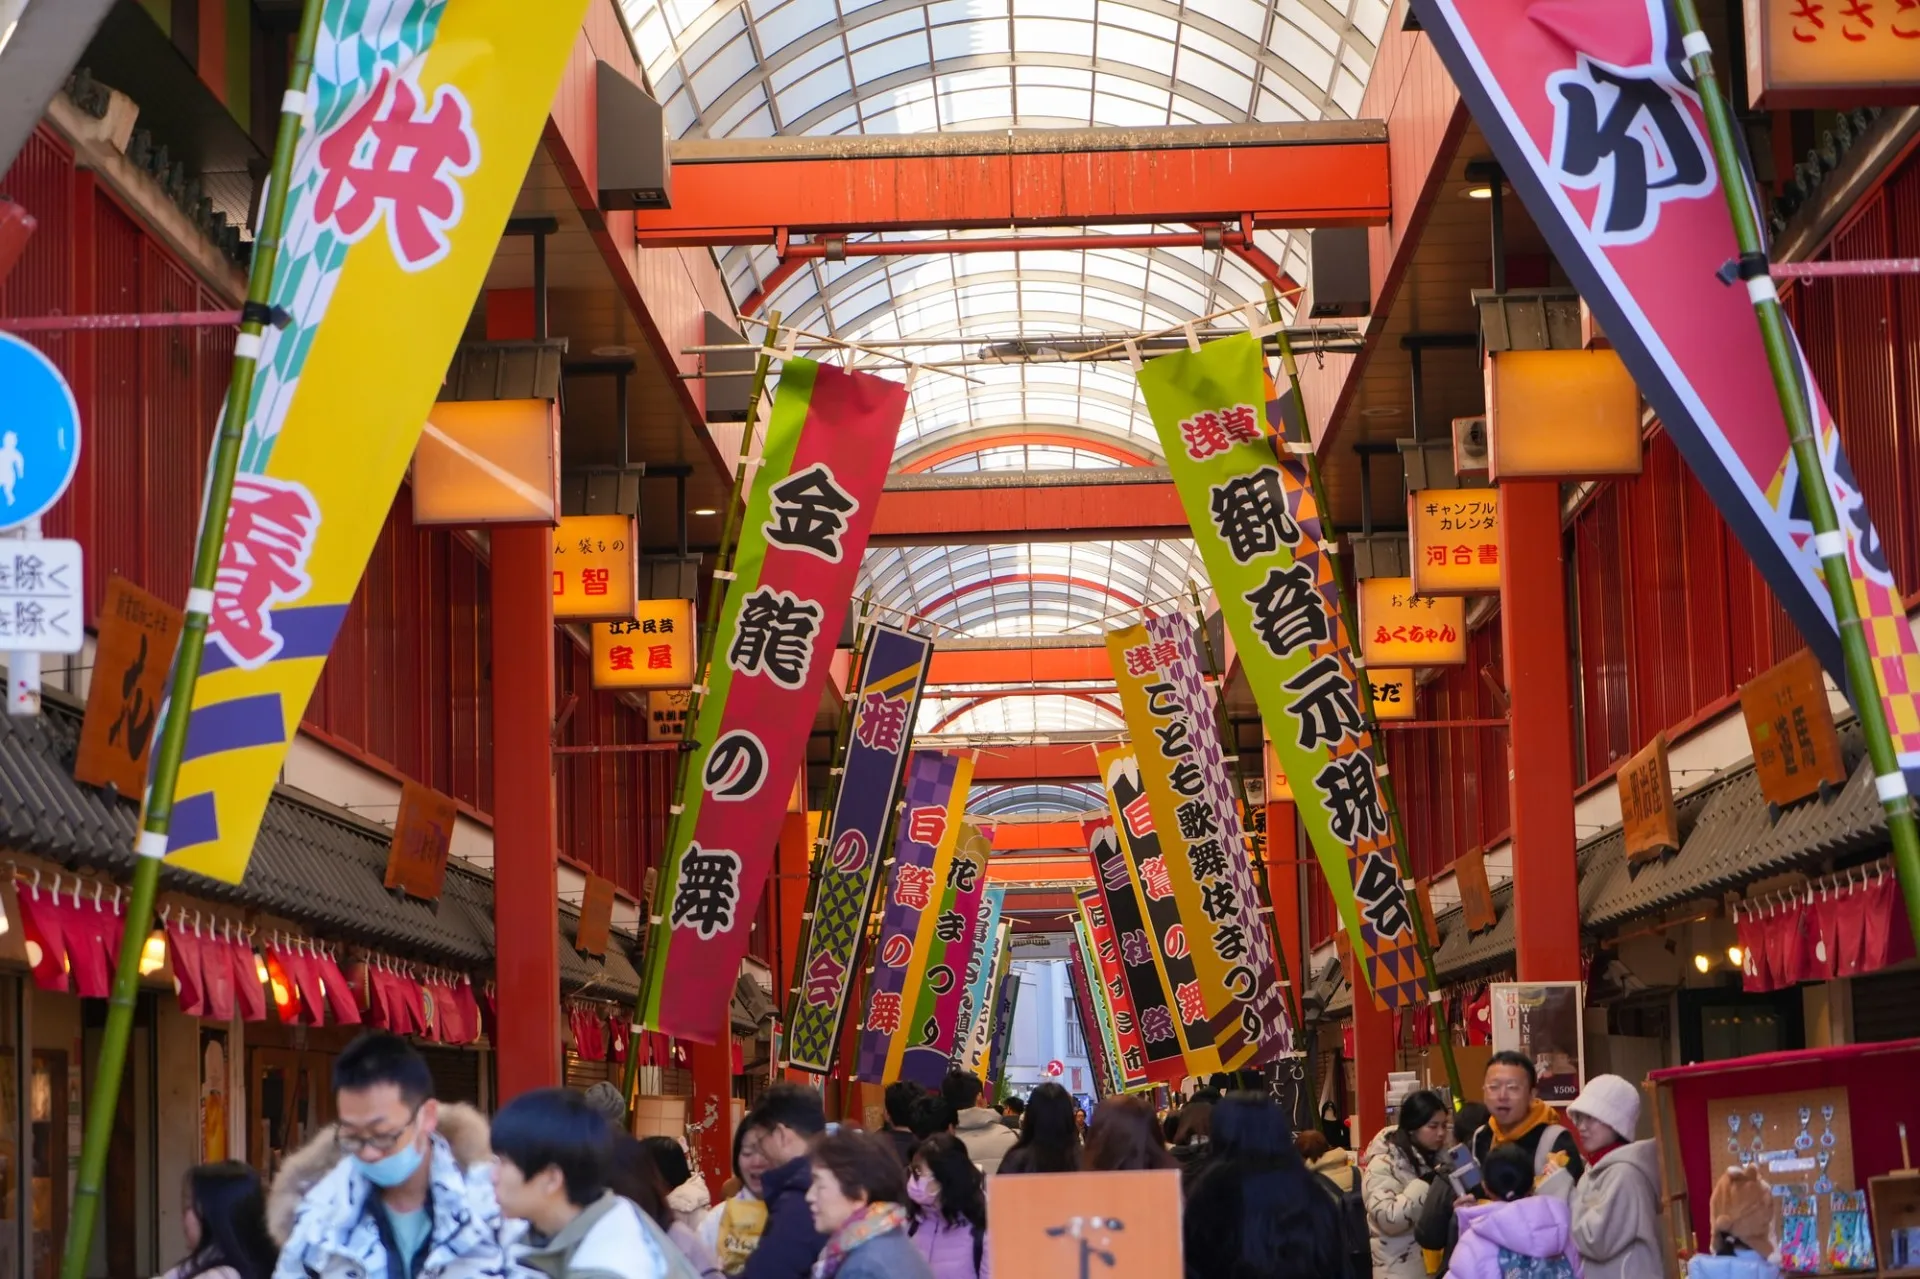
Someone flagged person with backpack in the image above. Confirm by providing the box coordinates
[1182,1092,1350,1279]
[1361,1089,1450,1279]
[1565,1076,1660,1279]
[1446,1145,1583,1279]
[1472,1053,1583,1201]
[905,1134,991,1279]
[1294,1130,1355,1193]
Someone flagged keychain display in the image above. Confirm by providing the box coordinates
[1814,1151,1833,1196]
[1825,1190,1874,1272]
[1796,1106,1815,1152]
[1820,1104,1837,1149]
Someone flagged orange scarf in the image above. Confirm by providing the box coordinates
[1489,1098,1556,1145]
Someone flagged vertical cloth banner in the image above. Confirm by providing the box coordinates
[1098,748,1228,1075]
[165,0,592,883]
[1411,0,1920,787]
[986,966,1020,1089]
[857,751,973,1083]
[784,623,933,1073]
[897,822,992,1087]
[1084,815,1187,1082]
[1138,335,1430,1009]
[953,890,1007,1071]
[1078,887,1151,1089]
[1098,746,1229,1076]
[967,922,1012,1081]
[1107,618,1292,1056]
[643,360,907,1041]
[1066,928,1114,1097]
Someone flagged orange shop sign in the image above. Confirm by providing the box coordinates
[1368,668,1417,721]
[1357,577,1467,667]
[1409,489,1500,596]
[593,598,695,690]
[1744,0,1920,108]
[553,515,638,621]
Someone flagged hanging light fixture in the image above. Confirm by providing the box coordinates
[1693,953,1713,974]
[138,932,167,976]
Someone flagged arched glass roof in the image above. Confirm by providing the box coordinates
[969,783,1108,816]
[622,0,1392,672]
[928,444,1122,473]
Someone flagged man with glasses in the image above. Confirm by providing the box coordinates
[737,1085,829,1279]
[269,1031,506,1279]
[1468,1050,1583,1201]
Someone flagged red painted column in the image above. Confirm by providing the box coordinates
[687,1039,735,1190]
[1264,801,1304,1004]
[1498,479,1583,982]
[489,288,561,1101]
[1351,971,1394,1147]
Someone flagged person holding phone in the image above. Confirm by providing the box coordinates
[1361,1090,1450,1279]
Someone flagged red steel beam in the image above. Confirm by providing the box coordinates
[897,431,1155,473]
[871,479,1189,546]
[972,743,1103,781]
[784,229,1254,258]
[990,821,1090,852]
[988,857,1096,884]
[927,647,1113,686]
[635,125,1389,246]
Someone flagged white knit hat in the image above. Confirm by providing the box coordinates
[1568,1073,1640,1141]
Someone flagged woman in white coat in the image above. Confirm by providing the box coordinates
[1567,1074,1663,1279]
[1361,1090,1450,1279]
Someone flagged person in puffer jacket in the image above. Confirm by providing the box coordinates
[1565,1076,1661,1279]
[269,1033,507,1279]
[1447,1145,1584,1279]
[1361,1090,1450,1279]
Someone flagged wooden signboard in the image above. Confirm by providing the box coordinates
[988,1170,1181,1279]
[576,874,617,957]
[384,781,458,901]
[1740,649,1847,809]
[1456,847,1498,934]
[74,576,183,796]
[1619,735,1679,865]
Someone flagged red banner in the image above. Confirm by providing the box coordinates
[1078,887,1150,1089]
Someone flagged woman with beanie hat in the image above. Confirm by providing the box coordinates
[1566,1074,1661,1279]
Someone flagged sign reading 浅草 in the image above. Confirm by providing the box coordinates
[1135,333,1430,1009]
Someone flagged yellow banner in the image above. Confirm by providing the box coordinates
[166,0,591,883]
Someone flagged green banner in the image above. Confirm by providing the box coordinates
[1136,333,1429,1009]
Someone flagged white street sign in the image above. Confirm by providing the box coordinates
[0,538,84,654]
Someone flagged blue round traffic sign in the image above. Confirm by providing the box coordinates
[0,331,81,530]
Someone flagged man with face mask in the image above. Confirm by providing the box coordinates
[268,1031,506,1279]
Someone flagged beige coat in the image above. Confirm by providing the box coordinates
[1361,1127,1433,1279]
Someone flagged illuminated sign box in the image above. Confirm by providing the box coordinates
[1409,489,1501,596]
[1368,668,1417,721]
[411,398,561,526]
[1358,577,1467,667]
[1486,349,1641,481]
[554,515,639,622]
[592,598,695,690]
[1743,0,1920,108]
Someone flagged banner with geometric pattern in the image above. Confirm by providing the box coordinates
[783,624,933,1073]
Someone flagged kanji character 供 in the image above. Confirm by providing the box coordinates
[313,68,478,270]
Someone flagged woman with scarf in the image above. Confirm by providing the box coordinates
[804,1131,935,1279]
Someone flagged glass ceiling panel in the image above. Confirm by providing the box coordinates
[969,783,1108,815]
[925,693,1126,735]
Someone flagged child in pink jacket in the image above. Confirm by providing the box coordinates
[1448,1143,1585,1279]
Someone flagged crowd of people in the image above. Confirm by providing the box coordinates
[155,1032,1666,1279]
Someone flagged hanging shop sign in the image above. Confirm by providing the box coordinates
[1742,0,1920,109]
[953,897,1007,1075]
[412,397,561,526]
[1489,981,1586,1106]
[1084,811,1188,1081]
[1741,648,1848,808]
[897,821,993,1087]
[1619,734,1680,866]
[1411,0,1920,793]
[784,624,933,1074]
[553,515,638,622]
[1456,846,1498,935]
[645,689,691,742]
[1368,669,1417,722]
[1066,926,1117,1096]
[594,598,695,690]
[576,874,617,958]
[1107,620,1289,1065]
[642,359,906,1043]
[857,751,973,1083]
[1138,335,1431,1011]
[74,576,182,796]
[165,0,591,885]
[1485,350,1643,481]
[384,781,459,901]
[1097,745,1229,1076]
[1410,489,1502,596]
[1357,577,1468,668]
[1263,738,1294,802]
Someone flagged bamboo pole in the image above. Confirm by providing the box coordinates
[59,1,324,1272]
[1260,285,1465,1103]
[1182,582,1307,1046]
[779,599,873,1069]
[626,314,783,1110]
[1671,0,1920,955]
